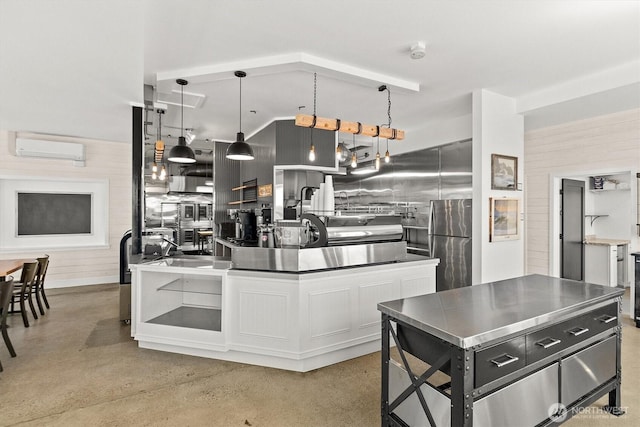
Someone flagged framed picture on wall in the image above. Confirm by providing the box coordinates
[489,197,520,242]
[491,154,518,190]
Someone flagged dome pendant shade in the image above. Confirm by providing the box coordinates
[226,70,254,161]
[169,78,196,163]
[168,136,196,163]
[226,132,254,160]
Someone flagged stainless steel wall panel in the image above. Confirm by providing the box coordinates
[333,140,471,215]
[440,139,473,200]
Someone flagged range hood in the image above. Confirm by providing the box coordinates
[169,176,212,193]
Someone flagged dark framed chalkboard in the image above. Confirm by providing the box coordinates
[17,192,92,236]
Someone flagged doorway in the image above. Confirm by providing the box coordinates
[560,179,585,280]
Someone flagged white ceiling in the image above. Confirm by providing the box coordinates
[1,0,639,153]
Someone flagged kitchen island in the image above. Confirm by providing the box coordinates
[131,252,438,372]
[379,274,624,426]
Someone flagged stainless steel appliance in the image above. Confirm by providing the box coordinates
[429,199,472,291]
[237,210,257,242]
[179,203,195,220]
[232,214,406,271]
[196,203,212,222]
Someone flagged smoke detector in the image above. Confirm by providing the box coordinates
[410,42,426,60]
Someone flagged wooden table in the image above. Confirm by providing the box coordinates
[0,258,34,281]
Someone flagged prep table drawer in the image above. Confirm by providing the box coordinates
[475,336,526,387]
[526,302,617,364]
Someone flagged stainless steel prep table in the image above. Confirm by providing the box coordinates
[378,274,625,426]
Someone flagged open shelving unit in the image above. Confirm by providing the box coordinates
[229,178,257,205]
[142,271,224,332]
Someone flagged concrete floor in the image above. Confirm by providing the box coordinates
[0,284,638,427]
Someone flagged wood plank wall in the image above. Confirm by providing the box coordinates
[524,108,640,275]
[0,130,131,287]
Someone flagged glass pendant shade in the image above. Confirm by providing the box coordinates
[226,132,254,160]
[308,143,316,161]
[168,136,196,163]
[385,150,390,163]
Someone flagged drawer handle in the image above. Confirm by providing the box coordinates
[536,337,562,349]
[568,327,589,336]
[490,354,519,368]
[597,315,617,324]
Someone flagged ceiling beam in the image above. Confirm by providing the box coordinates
[155,52,420,94]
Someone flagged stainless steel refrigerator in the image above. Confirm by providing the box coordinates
[429,199,472,291]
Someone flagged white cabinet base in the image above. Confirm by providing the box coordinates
[132,257,438,372]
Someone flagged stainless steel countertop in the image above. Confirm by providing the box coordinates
[378,274,624,349]
[230,241,413,272]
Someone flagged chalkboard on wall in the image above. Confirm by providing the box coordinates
[17,192,92,236]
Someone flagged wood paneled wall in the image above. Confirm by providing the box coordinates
[0,130,131,287]
[524,108,640,275]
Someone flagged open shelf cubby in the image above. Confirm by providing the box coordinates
[148,306,221,331]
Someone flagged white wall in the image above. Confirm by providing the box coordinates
[0,131,131,287]
[472,90,525,284]
[524,108,640,276]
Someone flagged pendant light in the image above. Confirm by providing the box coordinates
[379,85,393,163]
[308,72,318,162]
[375,135,381,171]
[226,71,254,160]
[168,79,196,163]
[153,109,167,179]
[350,133,357,168]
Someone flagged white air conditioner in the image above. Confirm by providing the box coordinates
[15,138,86,165]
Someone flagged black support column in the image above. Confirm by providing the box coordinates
[131,105,143,256]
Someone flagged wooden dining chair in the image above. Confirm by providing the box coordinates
[31,255,50,315]
[0,276,17,372]
[8,261,39,327]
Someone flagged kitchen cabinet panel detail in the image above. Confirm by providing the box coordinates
[238,291,289,339]
[309,288,351,338]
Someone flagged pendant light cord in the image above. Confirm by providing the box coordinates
[239,76,242,133]
[310,72,317,145]
[313,72,317,117]
[157,110,162,142]
[181,84,184,138]
[378,84,392,128]
[386,88,392,128]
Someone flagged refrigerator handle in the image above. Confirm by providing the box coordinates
[428,200,434,257]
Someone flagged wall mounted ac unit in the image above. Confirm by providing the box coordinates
[15,138,86,166]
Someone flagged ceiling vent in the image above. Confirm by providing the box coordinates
[15,138,86,167]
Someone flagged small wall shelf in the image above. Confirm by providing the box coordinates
[585,214,609,226]
[230,178,257,205]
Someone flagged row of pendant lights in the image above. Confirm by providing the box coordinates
[162,71,397,167]
[306,78,396,172]
[153,73,253,169]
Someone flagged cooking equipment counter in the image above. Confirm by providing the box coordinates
[378,274,625,426]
